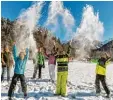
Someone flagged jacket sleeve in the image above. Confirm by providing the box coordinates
[13,45,18,61]
[43,55,45,66]
[36,53,39,63]
[106,58,111,65]
[25,48,29,60]
[1,53,4,64]
[91,59,98,63]
[10,53,15,67]
[34,53,38,65]
[45,52,49,58]
[67,46,71,57]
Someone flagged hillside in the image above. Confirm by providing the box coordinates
[1,17,113,60]
[1,17,70,55]
[91,39,113,60]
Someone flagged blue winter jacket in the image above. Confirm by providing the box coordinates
[13,45,29,74]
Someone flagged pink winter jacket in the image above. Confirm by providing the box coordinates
[45,53,56,65]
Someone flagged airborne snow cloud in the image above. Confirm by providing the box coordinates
[45,1,75,42]
[13,1,44,56]
[72,5,104,59]
[13,2,104,59]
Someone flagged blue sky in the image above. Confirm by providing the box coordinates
[1,1,113,42]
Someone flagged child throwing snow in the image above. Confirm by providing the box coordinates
[32,47,45,79]
[45,50,56,83]
[8,42,29,99]
[1,45,14,82]
[55,48,70,97]
[92,52,111,98]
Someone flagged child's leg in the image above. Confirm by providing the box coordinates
[33,65,38,78]
[8,74,18,97]
[100,76,110,95]
[56,72,62,95]
[7,67,11,82]
[1,66,7,81]
[51,64,55,81]
[20,75,27,95]
[49,64,52,80]
[38,65,42,78]
[95,74,101,94]
[61,72,68,96]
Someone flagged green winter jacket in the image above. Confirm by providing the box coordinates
[36,52,45,66]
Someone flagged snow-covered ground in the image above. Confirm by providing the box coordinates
[1,60,113,100]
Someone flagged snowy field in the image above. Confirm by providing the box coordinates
[1,60,113,100]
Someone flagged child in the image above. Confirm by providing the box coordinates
[32,47,45,79]
[8,42,29,99]
[55,48,70,97]
[45,50,56,83]
[92,52,111,98]
[1,45,14,82]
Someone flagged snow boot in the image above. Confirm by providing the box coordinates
[8,97,16,100]
[8,97,12,100]
[61,95,67,97]
[52,80,54,83]
[96,93,100,97]
[54,93,60,96]
[31,77,35,79]
[105,94,110,98]
[24,92,27,98]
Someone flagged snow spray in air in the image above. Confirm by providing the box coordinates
[13,1,44,57]
[45,1,75,42]
[71,5,104,60]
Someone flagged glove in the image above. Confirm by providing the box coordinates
[43,65,45,68]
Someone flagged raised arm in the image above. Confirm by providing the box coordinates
[25,48,29,60]
[91,58,98,63]
[36,52,39,62]
[13,44,18,61]
[45,51,49,58]
[66,46,71,57]
[106,57,111,65]
[44,48,49,58]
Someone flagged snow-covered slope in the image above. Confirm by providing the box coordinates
[1,60,113,100]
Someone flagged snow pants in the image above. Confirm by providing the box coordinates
[49,64,55,81]
[8,74,27,97]
[1,65,11,82]
[33,64,43,78]
[95,74,110,95]
[56,71,68,96]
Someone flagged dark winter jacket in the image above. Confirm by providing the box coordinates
[2,51,14,68]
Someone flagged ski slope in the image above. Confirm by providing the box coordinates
[1,60,113,100]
